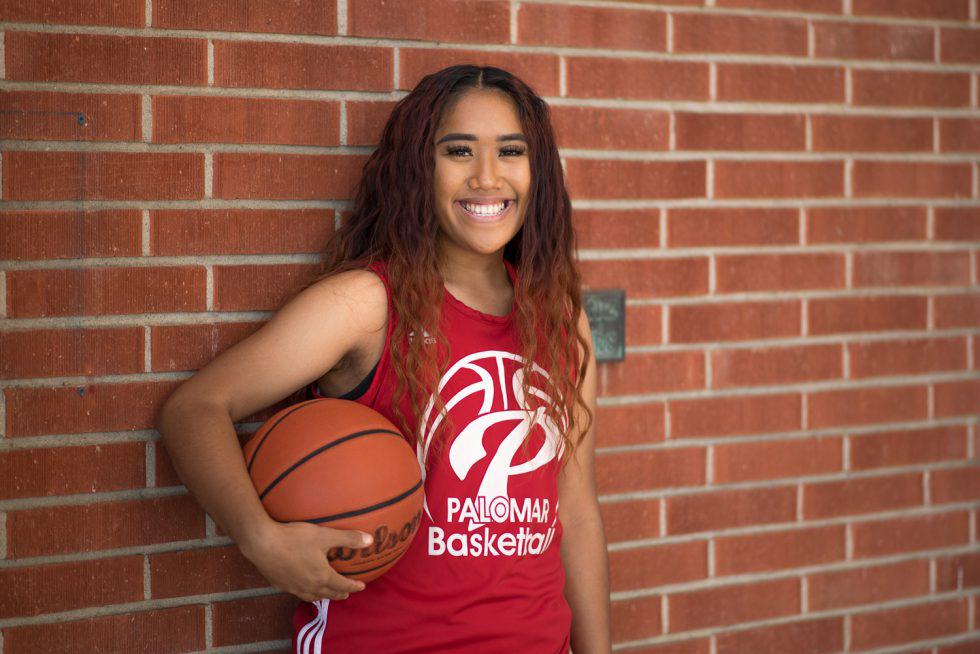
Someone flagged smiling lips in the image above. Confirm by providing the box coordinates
[456,199,514,222]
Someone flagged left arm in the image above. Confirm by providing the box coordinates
[558,307,612,654]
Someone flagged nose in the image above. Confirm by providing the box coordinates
[469,148,502,190]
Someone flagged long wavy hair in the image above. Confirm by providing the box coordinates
[285,64,592,474]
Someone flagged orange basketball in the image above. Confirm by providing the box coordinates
[242,398,424,583]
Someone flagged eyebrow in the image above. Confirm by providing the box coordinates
[435,132,527,145]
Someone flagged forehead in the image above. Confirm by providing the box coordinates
[436,89,523,135]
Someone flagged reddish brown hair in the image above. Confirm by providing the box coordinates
[286,64,592,473]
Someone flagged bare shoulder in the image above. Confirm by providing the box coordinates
[159,266,389,423]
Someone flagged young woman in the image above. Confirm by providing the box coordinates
[156,64,611,653]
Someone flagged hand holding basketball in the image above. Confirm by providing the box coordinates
[244,520,373,602]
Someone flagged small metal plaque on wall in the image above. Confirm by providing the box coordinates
[582,289,625,362]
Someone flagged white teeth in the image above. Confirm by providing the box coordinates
[461,201,507,215]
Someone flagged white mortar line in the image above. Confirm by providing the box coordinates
[668,112,676,151]
[511,2,519,45]
[0,512,6,559]
[145,0,152,28]
[842,0,852,14]
[708,62,717,101]
[392,46,399,90]
[933,117,940,153]
[805,114,813,151]
[0,32,5,79]
[934,26,941,63]
[205,265,214,312]
[207,40,214,86]
[205,602,213,649]
[666,13,673,53]
[338,0,348,35]
[143,555,151,600]
[141,209,151,256]
[559,56,567,97]
[339,99,347,146]
[141,94,152,142]
[807,20,815,58]
[204,152,213,198]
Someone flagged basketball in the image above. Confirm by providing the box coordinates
[242,398,425,583]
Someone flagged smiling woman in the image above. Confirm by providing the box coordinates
[157,64,610,654]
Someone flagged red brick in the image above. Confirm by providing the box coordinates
[714,161,844,198]
[399,49,560,96]
[804,472,924,519]
[940,27,980,64]
[213,263,319,311]
[3,605,205,653]
[813,21,934,61]
[0,0,144,26]
[673,13,806,56]
[2,151,204,201]
[935,293,980,329]
[671,578,799,631]
[553,106,669,150]
[852,336,967,378]
[809,560,929,611]
[595,402,666,447]
[212,153,366,200]
[153,96,339,146]
[1,327,143,378]
[0,556,143,618]
[853,0,971,20]
[7,266,205,318]
[936,207,980,240]
[812,115,933,152]
[8,495,205,557]
[5,32,205,85]
[854,250,971,287]
[675,112,805,151]
[934,465,980,507]
[811,295,927,335]
[712,343,842,388]
[940,118,980,152]
[518,3,666,51]
[0,210,142,260]
[596,447,704,495]
[593,351,704,396]
[346,100,398,146]
[567,159,705,199]
[599,498,660,544]
[670,393,801,439]
[716,64,844,103]
[853,510,971,557]
[0,90,140,141]
[716,526,845,576]
[668,208,799,247]
[666,486,796,536]
[850,425,967,470]
[624,305,664,348]
[212,593,295,647]
[808,386,928,430]
[670,300,801,343]
[5,381,178,437]
[580,258,708,298]
[154,0,336,34]
[717,616,844,654]
[567,57,708,101]
[151,321,262,373]
[151,209,334,255]
[937,551,980,591]
[935,379,980,419]
[0,442,145,501]
[351,0,509,43]
[610,595,663,643]
[716,0,842,12]
[851,598,968,650]
[807,206,926,244]
[610,541,706,592]
[716,252,845,292]
[853,69,971,108]
[214,41,391,91]
[572,209,661,249]
[715,436,841,483]
[151,545,267,598]
[853,161,973,198]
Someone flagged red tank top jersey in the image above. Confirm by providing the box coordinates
[291,259,572,654]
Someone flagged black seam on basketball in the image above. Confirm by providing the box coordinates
[257,428,405,500]
[340,553,407,576]
[245,398,326,472]
[306,479,423,523]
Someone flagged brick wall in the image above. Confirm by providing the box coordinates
[1,0,978,652]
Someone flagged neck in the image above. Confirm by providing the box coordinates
[436,240,508,287]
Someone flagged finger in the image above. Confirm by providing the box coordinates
[326,569,367,593]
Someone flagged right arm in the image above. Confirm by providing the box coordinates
[154,268,389,601]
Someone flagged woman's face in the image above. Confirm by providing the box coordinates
[432,88,531,260]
